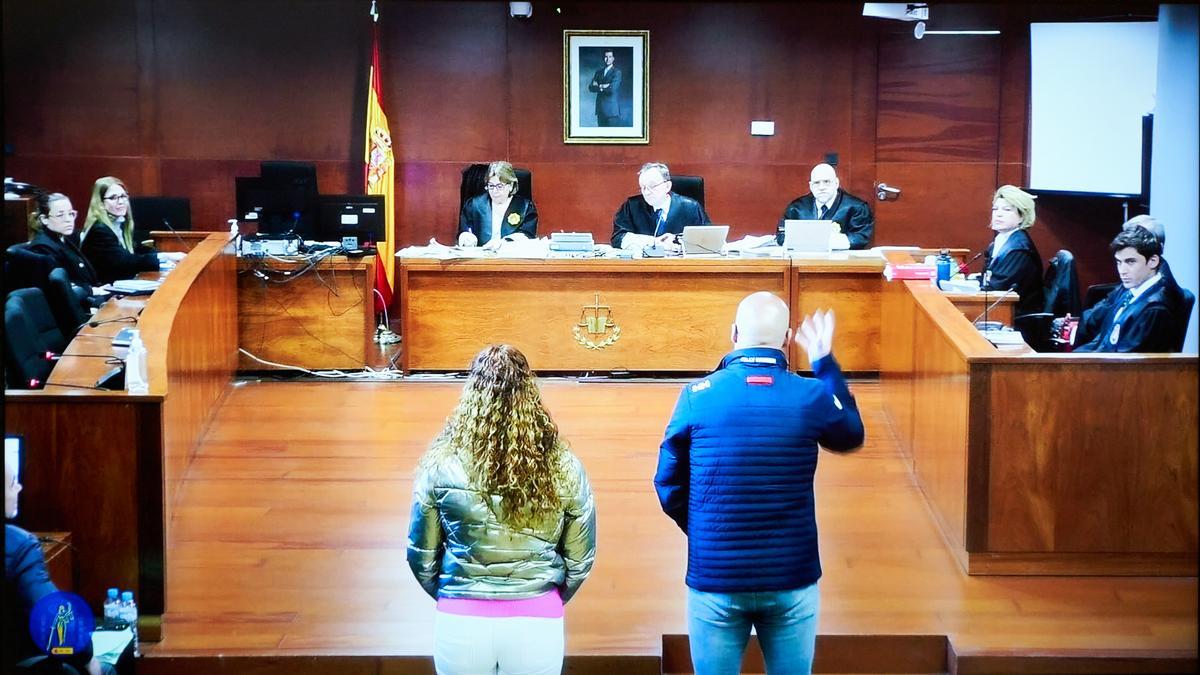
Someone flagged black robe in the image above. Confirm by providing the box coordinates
[81,221,159,284]
[26,230,100,289]
[1074,273,1185,353]
[776,189,875,250]
[611,192,710,248]
[982,228,1044,317]
[458,193,538,243]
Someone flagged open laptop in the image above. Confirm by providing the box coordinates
[783,219,835,254]
[681,225,729,256]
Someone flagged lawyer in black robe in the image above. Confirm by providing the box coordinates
[982,228,1044,317]
[1074,272,1185,352]
[81,221,160,284]
[26,230,100,290]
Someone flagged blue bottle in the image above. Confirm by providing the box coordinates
[935,248,954,284]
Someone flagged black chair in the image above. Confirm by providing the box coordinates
[13,656,86,674]
[3,244,55,296]
[44,267,91,341]
[1083,282,1118,311]
[670,174,705,207]
[1172,288,1195,352]
[1042,249,1080,316]
[130,196,191,245]
[1012,249,1081,353]
[4,288,67,389]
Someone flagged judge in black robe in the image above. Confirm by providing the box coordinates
[611,192,710,249]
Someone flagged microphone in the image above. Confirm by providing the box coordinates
[160,217,191,251]
[44,352,124,362]
[958,249,986,276]
[81,315,139,329]
[972,284,1017,326]
[31,379,110,391]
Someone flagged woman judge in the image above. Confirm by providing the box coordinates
[981,185,1044,317]
[407,344,596,675]
[25,191,102,295]
[80,176,183,283]
[457,161,538,250]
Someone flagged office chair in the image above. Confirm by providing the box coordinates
[1172,288,1195,352]
[12,656,86,674]
[1011,249,1080,353]
[130,196,191,245]
[4,244,54,296]
[1083,283,1118,311]
[1042,249,1080,316]
[4,288,67,388]
[44,268,91,342]
[670,175,705,207]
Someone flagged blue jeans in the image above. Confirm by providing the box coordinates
[687,583,820,675]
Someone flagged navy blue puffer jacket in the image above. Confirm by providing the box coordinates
[654,347,864,593]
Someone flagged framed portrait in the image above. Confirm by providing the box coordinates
[563,30,649,144]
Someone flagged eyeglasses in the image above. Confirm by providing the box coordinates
[103,194,129,202]
[809,179,835,187]
[639,180,669,194]
[485,182,509,191]
[48,210,78,220]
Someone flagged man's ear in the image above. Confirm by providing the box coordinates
[1149,254,1162,272]
[730,323,738,345]
[783,327,793,350]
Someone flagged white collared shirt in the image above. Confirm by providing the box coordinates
[1115,272,1162,321]
[991,228,1017,259]
[488,198,512,244]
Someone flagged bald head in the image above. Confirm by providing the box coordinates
[732,292,791,349]
[809,163,839,202]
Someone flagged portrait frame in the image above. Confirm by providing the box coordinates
[563,30,649,144]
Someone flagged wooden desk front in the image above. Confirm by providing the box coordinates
[5,233,238,639]
[399,255,1016,373]
[399,257,792,372]
[881,276,1198,576]
[237,254,375,371]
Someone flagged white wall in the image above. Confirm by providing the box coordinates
[1151,4,1199,352]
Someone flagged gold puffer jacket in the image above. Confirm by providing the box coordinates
[406,450,596,602]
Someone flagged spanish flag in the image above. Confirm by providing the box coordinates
[364,0,394,311]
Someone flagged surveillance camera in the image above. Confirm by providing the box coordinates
[914,20,926,39]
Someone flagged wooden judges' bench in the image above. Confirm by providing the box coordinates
[5,233,238,641]
[397,252,1013,373]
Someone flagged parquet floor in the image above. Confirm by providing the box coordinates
[147,379,1197,665]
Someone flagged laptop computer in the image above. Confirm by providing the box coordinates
[783,219,834,253]
[681,225,729,256]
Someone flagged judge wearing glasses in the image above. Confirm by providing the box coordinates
[25,192,102,294]
[457,161,538,251]
[80,176,183,283]
[611,162,710,253]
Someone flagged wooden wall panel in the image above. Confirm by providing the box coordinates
[2,1,1163,304]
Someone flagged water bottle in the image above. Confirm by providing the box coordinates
[125,330,149,394]
[935,248,953,285]
[120,591,140,656]
[102,588,120,629]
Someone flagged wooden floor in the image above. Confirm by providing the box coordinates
[143,379,1198,673]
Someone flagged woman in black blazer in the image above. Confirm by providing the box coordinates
[981,184,1044,317]
[457,161,537,250]
[80,176,183,283]
[24,191,101,292]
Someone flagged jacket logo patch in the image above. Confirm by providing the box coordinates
[832,394,843,410]
[691,380,711,393]
[746,375,773,385]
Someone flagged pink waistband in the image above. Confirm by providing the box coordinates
[437,588,564,618]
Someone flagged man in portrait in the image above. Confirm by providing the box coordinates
[588,49,622,127]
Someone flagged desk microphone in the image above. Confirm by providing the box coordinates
[44,351,124,362]
[972,284,1017,327]
[81,315,139,329]
[160,218,191,251]
[31,380,112,391]
[958,249,986,276]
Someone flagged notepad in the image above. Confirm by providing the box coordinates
[107,279,162,294]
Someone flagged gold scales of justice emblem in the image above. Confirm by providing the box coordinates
[573,293,621,349]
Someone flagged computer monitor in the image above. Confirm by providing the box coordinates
[316,195,386,249]
[5,433,23,496]
[130,196,191,244]
[235,176,317,239]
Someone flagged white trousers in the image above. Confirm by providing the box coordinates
[433,611,564,675]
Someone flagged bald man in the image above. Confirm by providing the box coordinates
[778,163,875,250]
[654,292,864,675]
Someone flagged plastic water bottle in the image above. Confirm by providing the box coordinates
[935,248,954,285]
[125,330,149,394]
[102,588,120,629]
[120,591,139,656]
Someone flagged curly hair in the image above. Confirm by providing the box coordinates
[422,345,574,528]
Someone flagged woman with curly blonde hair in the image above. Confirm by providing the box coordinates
[408,344,596,675]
